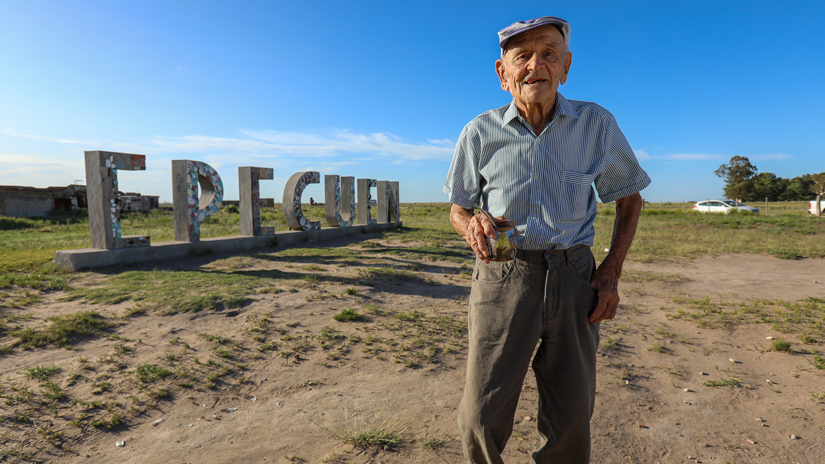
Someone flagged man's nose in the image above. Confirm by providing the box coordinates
[526,53,546,71]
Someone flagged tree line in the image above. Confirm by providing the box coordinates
[714,156,825,203]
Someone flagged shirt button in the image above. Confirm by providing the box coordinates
[534,175,539,180]
[532,209,537,214]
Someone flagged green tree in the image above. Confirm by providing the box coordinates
[810,172,825,217]
[715,156,757,202]
[744,172,780,201]
[778,176,813,201]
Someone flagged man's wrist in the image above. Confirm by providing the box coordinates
[596,259,622,281]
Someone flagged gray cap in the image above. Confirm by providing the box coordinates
[498,16,570,51]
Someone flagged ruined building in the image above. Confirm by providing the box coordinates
[0,185,158,217]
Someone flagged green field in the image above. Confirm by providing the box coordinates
[595,200,825,262]
[1,201,823,310]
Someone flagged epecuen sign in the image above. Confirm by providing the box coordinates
[54,151,401,270]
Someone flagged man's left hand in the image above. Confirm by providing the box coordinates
[588,268,619,323]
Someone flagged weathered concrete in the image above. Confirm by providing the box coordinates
[54,221,402,270]
[0,185,88,217]
[172,160,224,242]
[377,180,400,223]
[356,178,377,225]
[0,189,54,217]
[119,194,159,212]
[223,199,274,208]
[239,166,274,236]
[282,171,321,230]
[85,151,147,249]
[324,175,355,227]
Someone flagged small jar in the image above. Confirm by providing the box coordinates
[486,219,517,262]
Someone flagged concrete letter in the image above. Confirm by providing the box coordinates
[84,150,150,249]
[172,160,224,242]
[239,166,274,236]
[282,171,321,231]
[377,181,400,223]
[324,175,355,227]
[356,178,377,225]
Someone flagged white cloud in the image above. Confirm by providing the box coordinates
[427,138,455,147]
[633,150,794,162]
[242,129,455,161]
[150,135,288,154]
[2,129,63,142]
[0,153,85,187]
[3,128,454,163]
[0,128,455,198]
[56,139,98,145]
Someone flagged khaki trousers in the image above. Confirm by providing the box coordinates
[458,245,600,464]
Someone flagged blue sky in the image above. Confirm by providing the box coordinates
[2,0,823,203]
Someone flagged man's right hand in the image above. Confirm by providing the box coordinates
[464,211,498,264]
[449,204,517,264]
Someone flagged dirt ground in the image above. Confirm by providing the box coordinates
[2,236,824,464]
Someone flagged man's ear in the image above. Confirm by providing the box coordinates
[495,59,509,91]
[560,51,572,85]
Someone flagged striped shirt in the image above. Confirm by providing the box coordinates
[443,92,651,250]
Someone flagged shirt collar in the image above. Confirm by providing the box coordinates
[501,92,579,129]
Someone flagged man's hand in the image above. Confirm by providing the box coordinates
[449,204,518,264]
[464,212,498,264]
[587,192,643,324]
[588,268,619,323]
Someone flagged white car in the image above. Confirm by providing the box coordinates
[692,200,760,214]
[809,200,825,215]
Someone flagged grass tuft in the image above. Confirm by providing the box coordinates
[333,308,361,322]
[647,343,666,353]
[703,378,740,387]
[135,363,172,384]
[23,364,62,382]
[317,410,410,449]
[768,338,793,353]
[600,336,618,351]
[11,311,111,348]
[421,437,448,450]
[809,355,825,370]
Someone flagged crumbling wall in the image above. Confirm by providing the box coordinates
[0,191,55,217]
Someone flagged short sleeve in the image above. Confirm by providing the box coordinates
[443,124,483,209]
[594,115,651,203]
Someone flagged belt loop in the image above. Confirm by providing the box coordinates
[564,248,570,266]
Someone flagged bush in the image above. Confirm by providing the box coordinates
[333,308,361,322]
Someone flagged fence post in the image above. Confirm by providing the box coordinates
[765,197,768,216]
[682,199,685,214]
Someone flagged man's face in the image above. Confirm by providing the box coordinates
[495,25,572,108]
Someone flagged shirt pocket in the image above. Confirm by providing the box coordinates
[559,171,596,222]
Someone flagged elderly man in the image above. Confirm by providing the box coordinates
[443,16,650,463]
